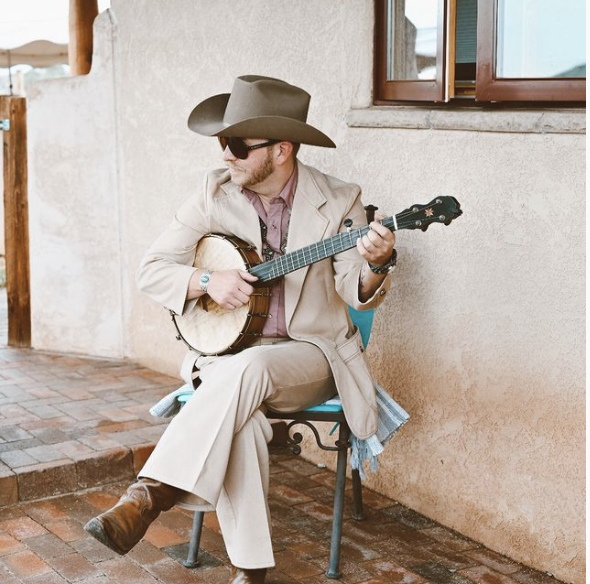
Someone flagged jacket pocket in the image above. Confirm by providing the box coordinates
[335,328,377,412]
[336,327,364,362]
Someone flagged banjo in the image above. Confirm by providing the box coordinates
[171,196,462,355]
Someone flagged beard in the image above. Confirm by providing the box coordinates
[228,149,275,189]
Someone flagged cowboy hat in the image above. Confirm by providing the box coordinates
[187,75,336,148]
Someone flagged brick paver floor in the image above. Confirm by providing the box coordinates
[0,451,563,584]
[0,346,175,505]
[0,310,566,583]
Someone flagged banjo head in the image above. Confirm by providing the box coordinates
[174,235,255,355]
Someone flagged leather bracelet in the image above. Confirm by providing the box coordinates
[368,248,397,274]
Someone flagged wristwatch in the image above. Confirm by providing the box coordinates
[199,269,212,292]
[368,249,397,274]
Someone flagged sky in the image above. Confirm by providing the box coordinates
[0,0,111,48]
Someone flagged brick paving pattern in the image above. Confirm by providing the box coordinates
[0,452,563,584]
[0,300,566,583]
[0,346,175,506]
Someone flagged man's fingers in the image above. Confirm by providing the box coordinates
[370,222,396,251]
[238,283,255,296]
[234,290,251,305]
[240,271,258,282]
[357,236,368,254]
[362,236,375,250]
[370,221,392,239]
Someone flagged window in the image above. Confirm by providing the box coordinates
[375,0,586,103]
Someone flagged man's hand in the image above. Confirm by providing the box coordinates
[203,269,258,310]
[356,219,396,267]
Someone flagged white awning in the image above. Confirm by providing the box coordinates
[0,40,68,68]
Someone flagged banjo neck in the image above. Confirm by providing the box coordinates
[249,216,396,283]
[248,195,462,282]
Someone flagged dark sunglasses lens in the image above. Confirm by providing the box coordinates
[219,137,248,159]
[228,138,248,159]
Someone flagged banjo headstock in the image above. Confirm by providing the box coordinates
[395,196,463,231]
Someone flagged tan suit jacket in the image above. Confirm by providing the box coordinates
[137,161,391,439]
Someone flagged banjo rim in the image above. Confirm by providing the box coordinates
[171,234,272,355]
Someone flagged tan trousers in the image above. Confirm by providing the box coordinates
[139,339,337,569]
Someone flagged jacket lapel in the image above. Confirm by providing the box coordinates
[215,180,263,256]
[285,162,329,327]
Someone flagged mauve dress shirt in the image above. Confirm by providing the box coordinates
[242,166,297,338]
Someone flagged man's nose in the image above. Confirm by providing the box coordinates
[222,145,236,162]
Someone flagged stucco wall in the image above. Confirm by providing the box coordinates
[28,12,124,357]
[26,1,584,582]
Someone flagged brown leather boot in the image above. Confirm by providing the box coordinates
[83,478,181,555]
[228,566,267,584]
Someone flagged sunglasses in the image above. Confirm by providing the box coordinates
[218,137,279,159]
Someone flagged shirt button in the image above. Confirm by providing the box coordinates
[271,224,277,229]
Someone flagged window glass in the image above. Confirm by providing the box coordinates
[455,0,477,65]
[496,0,586,78]
[455,0,477,83]
[387,0,439,80]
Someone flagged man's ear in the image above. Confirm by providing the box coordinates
[276,141,294,163]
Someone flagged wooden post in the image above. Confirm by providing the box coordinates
[0,96,31,347]
[69,0,99,75]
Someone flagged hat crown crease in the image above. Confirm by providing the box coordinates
[223,78,310,126]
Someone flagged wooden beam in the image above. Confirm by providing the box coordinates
[0,96,31,347]
[69,0,99,75]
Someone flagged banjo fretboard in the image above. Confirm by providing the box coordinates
[249,217,397,282]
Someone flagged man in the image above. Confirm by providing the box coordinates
[85,75,396,584]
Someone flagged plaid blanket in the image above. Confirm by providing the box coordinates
[350,382,410,479]
[149,381,409,480]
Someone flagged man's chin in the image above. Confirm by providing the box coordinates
[228,168,247,185]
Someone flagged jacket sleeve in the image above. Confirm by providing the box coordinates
[332,186,392,310]
[136,175,211,316]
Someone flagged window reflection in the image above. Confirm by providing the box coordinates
[388,0,438,80]
[496,0,585,78]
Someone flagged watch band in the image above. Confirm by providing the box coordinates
[199,269,212,292]
[368,248,397,274]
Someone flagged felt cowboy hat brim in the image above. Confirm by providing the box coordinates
[187,76,336,148]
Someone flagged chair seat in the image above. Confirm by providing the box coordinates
[304,397,343,413]
[178,392,343,413]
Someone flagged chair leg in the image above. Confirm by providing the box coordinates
[183,511,204,568]
[351,468,365,521]
[325,423,349,579]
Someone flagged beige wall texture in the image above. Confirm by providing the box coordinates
[28,12,123,357]
[26,1,585,582]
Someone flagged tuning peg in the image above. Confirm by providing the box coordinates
[421,224,430,232]
[364,204,378,223]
